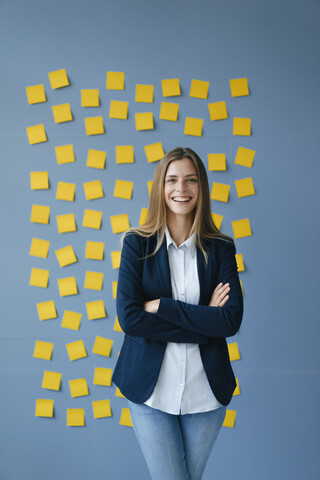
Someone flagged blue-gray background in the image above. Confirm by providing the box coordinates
[1,0,319,479]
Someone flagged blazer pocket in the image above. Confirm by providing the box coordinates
[125,334,144,346]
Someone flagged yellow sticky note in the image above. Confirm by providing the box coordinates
[92,400,112,419]
[30,171,49,190]
[55,144,75,165]
[235,253,245,272]
[92,336,113,357]
[30,205,50,224]
[114,316,123,333]
[66,340,87,361]
[93,399,112,419]
[110,214,130,234]
[86,300,106,320]
[81,89,99,107]
[29,268,49,288]
[93,367,112,386]
[56,182,75,202]
[144,142,164,163]
[33,340,53,360]
[240,280,244,298]
[67,408,85,427]
[85,241,104,260]
[111,251,121,269]
[115,387,125,398]
[230,78,249,97]
[61,310,82,331]
[228,342,240,361]
[29,238,50,258]
[85,116,104,135]
[82,209,102,229]
[139,208,148,226]
[184,117,203,136]
[211,183,230,203]
[35,399,54,418]
[135,112,154,130]
[36,300,57,321]
[83,180,104,200]
[69,378,89,398]
[115,145,134,164]
[161,78,181,97]
[106,71,125,90]
[58,276,78,296]
[48,68,69,89]
[232,218,252,239]
[26,84,46,104]
[189,79,209,99]
[211,213,223,230]
[135,84,154,103]
[159,101,179,121]
[55,245,77,267]
[112,281,118,299]
[233,118,251,136]
[26,124,47,145]
[86,149,106,169]
[235,177,255,198]
[109,100,128,120]
[208,154,226,171]
[235,147,255,168]
[52,103,73,123]
[42,371,62,391]
[84,271,104,291]
[119,407,133,427]
[56,214,76,233]
[208,101,228,121]
[147,181,153,196]
[113,180,133,200]
[223,409,236,428]
[233,378,240,396]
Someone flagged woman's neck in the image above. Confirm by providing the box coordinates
[166,213,194,247]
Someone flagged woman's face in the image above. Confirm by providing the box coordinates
[164,158,199,219]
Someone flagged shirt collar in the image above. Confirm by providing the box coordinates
[165,227,197,258]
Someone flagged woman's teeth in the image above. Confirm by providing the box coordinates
[172,197,191,202]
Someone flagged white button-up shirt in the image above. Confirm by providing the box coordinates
[144,228,221,414]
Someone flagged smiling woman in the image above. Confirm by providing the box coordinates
[113,147,243,480]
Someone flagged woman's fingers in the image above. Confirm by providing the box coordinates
[218,294,229,307]
[210,282,231,306]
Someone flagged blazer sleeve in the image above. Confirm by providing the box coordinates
[157,239,243,338]
[116,233,209,344]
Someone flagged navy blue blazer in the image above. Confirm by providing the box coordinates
[113,232,243,406]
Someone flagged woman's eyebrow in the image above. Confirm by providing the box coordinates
[165,173,198,178]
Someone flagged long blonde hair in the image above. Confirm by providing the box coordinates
[125,147,231,261]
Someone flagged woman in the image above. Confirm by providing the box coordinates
[113,147,243,480]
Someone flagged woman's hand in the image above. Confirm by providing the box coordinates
[143,299,160,314]
[209,282,230,307]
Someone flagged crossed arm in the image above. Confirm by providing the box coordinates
[116,234,243,343]
[144,282,231,313]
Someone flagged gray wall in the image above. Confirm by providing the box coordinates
[1,0,319,478]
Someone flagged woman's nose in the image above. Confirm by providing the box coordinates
[175,179,186,191]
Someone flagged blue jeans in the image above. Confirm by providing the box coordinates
[128,400,227,480]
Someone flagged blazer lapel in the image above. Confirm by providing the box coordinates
[155,236,173,298]
[197,240,215,305]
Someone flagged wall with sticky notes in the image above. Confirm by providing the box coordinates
[1,0,320,479]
